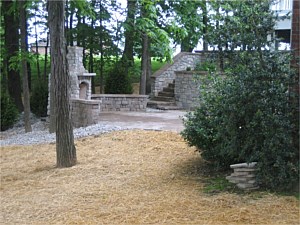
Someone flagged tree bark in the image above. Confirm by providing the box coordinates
[43,32,49,81]
[69,4,74,46]
[99,0,104,94]
[146,39,152,95]
[3,0,24,112]
[140,33,148,95]
[89,2,95,94]
[48,0,77,167]
[34,10,41,78]
[122,0,137,66]
[202,1,208,51]
[20,0,32,133]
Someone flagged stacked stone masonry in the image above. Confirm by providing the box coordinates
[151,52,208,97]
[71,99,101,128]
[175,71,207,110]
[67,46,96,100]
[226,162,259,190]
[92,94,149,112]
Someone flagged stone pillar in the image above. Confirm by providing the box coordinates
[67,46,88,99]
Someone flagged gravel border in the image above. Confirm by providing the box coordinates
[0,113,125,146]
[0,109,166,147]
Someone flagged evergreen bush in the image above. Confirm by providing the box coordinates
[105,61,133,94]
[1,91,19,131]
[30,79,48,117]
[181,51,299,191]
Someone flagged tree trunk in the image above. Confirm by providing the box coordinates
[3,0,24,112]
[140,33,148,95]
[202,1,208,51]
[146,39,152,95]
[99,0,104,94]
[89,19,95,94]
[65,0,69,45]
[122,0,137,66]
[181,37,194,52]
[69,5,74,46]
[25,19,31,91]
[48,0,77,167]
[290,0,299,151]
[34,11,41,78]
[82,17,87,68]
[76,14,81,46]
[20,0,32,133]
[43,32,49,81]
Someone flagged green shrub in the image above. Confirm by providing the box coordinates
[181,51,299,191]
[105,61,133,94]
[194,61,217,73]
[30,79,48,117]
[1,91,19,131]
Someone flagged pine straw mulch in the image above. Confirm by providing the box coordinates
[1,130,299,224]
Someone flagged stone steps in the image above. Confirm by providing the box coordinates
[163,87,174,93]
[158,91,175,97]
[147,101,181,110]
[147,80,182,110]
[151,96,175,102]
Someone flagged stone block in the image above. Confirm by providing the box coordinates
[230,162,257,169]
[237,183,257,189]
[234,168,257,172]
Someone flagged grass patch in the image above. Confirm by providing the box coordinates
[203,176,236,194]
[29,55,167,87]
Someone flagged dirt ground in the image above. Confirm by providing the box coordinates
[1,130,299,224]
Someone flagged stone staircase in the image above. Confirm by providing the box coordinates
[147,81,182,110]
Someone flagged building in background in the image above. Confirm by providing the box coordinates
[30,40,49,55]
[272,0,293,49]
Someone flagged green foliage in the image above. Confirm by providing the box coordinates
[182,0,298,191]
[9,51,36,73]
[194,61,217,73]
[1,91,19,131]
[91,57,166,87]
[135,0,173,62]
[30,79,48,117]
[206,0,278,51]
[130,59,166,83]
[181,51,299,191]
[160,0,205,51]
[105,61,133,94]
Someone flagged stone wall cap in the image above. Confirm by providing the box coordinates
[230,162,257,169]
[81,73,96,76]
[92,94,149,98]
[175,70,208,75]
[71,99,101,104]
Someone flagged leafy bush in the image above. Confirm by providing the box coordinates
[30,79,48,117]
[1,91,19,131]
[181,51,299,191]
[105,61,133,94]
[194,61,217,73]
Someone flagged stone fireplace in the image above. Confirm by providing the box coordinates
[48,46,100,128]
[67,46,95,100]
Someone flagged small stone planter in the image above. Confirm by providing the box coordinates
[226,162,259,191]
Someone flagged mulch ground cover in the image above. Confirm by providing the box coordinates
[1,130,299,224]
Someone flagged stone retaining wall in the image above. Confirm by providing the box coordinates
[92,94,149,112]
[174,71,207,110]
[71,99,101,128]
[151,52,207,97]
